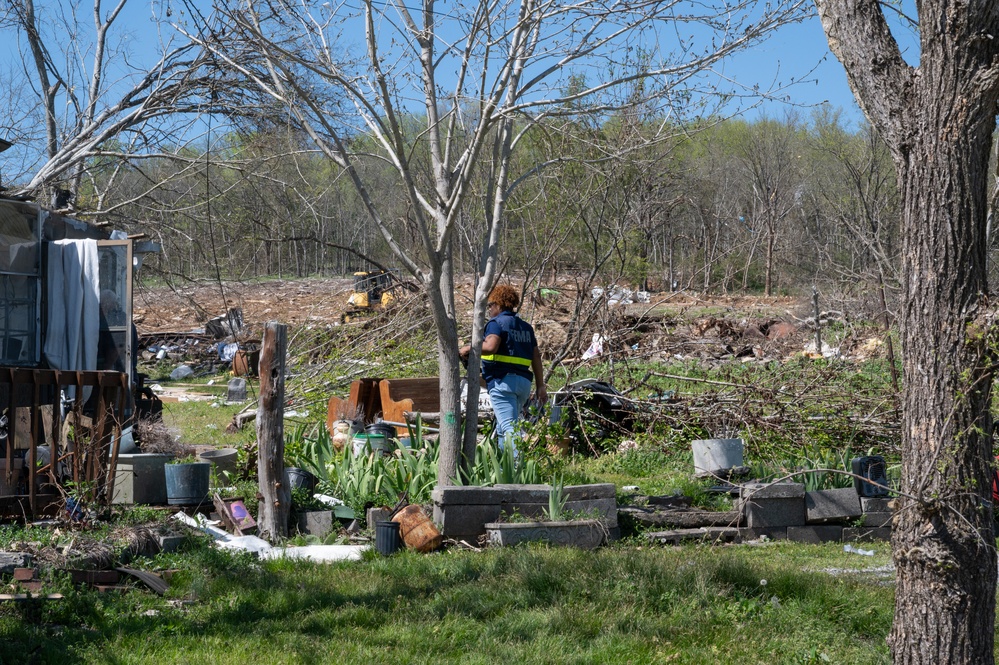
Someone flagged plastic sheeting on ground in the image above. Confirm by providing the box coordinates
[172,511,368,562]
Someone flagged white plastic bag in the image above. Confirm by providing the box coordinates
[582,334,604,360]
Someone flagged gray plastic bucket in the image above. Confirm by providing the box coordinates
[199,448,238,476]
[352,433,389,455]
[164,462,211,505]
[691,438,744,475]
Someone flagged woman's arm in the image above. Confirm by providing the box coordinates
[531,346,547,403]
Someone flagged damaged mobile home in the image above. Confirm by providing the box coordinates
[0,197,158,517]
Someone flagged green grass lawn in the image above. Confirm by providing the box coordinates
[0,541,897,664]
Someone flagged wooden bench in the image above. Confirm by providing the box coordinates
[328,376,487,437]
[380,377,441,436]
[326,377,382,435]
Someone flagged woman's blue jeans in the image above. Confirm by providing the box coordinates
[488,374,533,451]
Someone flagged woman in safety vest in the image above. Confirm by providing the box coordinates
[460,284,546,448]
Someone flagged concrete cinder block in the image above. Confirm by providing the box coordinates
[805,488,863,524]
[433,503,505,541]
[366,506,392,527]
[563,484,616,501]
[741,494,805,528]
[492,484,560,503]
[157,534,188,553]
[740,482,805,500]
[843,527,891,542]
[788,525,844,544]
[296,510,335,538]
[859,512,893,528]
[861,497,894,513]
[432,486,504,506]
[433,484,618,540]
[227,377,248,402]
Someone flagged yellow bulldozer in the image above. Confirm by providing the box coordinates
[344,269,398,321]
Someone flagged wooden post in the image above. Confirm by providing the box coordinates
[256,322,289,542]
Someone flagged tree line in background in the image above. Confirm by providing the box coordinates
[78,109,909,305]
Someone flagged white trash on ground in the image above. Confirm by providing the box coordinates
[843,544,875,556]
[172,511,368,562]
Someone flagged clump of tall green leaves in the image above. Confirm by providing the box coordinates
[545,477,568,521]
[764,445,858,492]
[463,437,540,485]
[291,422,542,518]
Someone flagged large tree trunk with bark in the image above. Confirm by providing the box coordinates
[816,0,999,662]
[890,115,998,664]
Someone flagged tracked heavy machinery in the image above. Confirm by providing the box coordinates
[343,269,398,322]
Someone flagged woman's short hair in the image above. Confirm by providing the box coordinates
[488,284,520,311]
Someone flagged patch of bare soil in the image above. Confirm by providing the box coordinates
[133,277,356,336]
[132,276,886,364]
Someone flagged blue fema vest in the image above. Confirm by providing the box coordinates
[481,310,535,384]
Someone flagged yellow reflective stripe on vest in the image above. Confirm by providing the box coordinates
[481,353,532,367]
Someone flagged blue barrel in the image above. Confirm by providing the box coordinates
[375,520,401,555]
[164,462,211,505]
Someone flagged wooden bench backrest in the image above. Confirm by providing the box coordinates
[380,377,440,435]
[380,377,440,411]
[326,377,383,435]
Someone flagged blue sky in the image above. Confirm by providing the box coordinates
[721,13,862,125]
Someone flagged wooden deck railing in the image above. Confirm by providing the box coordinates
[0,368,128,517]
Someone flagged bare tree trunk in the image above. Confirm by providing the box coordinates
[765,218,775,296]
[256,322,289,542]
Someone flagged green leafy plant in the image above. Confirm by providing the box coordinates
[774,445,856,492]
[168,455,200,465]
[545,477,568,521]
[462,438,540,486]
[290,487,327,512]
[294,424,334,481]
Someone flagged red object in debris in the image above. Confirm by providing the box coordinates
[13,568,35,582]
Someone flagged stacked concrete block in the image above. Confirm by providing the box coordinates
[432,483,617,543]
[739,482,806,528]
[805,488,862,524]
[859,497,894,528]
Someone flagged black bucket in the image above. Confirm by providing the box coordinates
[375,520,402,555]
[285,467,317,493]
[365,423,397,440]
